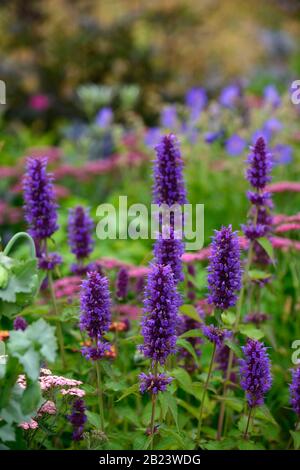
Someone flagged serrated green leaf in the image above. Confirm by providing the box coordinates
[176,338,198,362]
[256,237,274,263]
[21,381,42,414]
[239,324,265,340]
[116,383,139,402]
[179,305,202,322]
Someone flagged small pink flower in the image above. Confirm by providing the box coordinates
[29,94,50,112]
[60,387,85,397]
[19,419,38,430]
[38,400,56,416]
[275,223,300,234]
[267,181,300,193]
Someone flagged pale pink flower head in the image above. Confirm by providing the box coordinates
[20,419,38,430]
[61,387,86,398]
[38,400,57,416]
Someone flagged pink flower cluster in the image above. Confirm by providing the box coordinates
[54,276,82,300]
[267,181,300,193]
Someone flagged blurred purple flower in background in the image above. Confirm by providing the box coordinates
[225,134,246,156]
[272,144,293,164]
[263,117,283,138]
[160,105,178,129]
[204,130,224,144]
[29,94,50,112]
[95,107,113,128]
[144,127,162,148]
[263,84,281,108]
[219,84,241,109]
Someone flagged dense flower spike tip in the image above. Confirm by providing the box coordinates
[139,372,173,394]
[140,264,181,365]
[246,137,272,190]
[80,271,112,341]
[38,252,62,271]
[207,225,242,310]
[68,206,94,260]
[23,157,59,241]
[67,398,87,441]
[239,339,272,408]
[290,367,300,417]
[153,134,187,206]
[115,267,129,300]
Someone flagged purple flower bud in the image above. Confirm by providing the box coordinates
[115,267,129,300]
[139,372,173,394]
[202,324,230,347]
[68,206,94,261]
[23,157,58,241]
[67,399,87,441]
[38,252,62,271]
[140,264,181,365]
[207,225,242,311]
[239,339,272,408]
[13,316,28,331]
[290,367,300,417]
[153,228,184,284]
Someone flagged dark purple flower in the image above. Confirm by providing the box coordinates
[80,271,111,342]
[242,223,269,240]
[202,324,230,347]
[153,228,184,284]
[244,312,270,325]
[71,262,97,276]
[67,399,87,441]
[187,264,196,302]
[290,367,300,417]
[13,316,28,331]
[239,339,272,408]
[153,134,187,207]
[246,191,272,206]
[207,225,242,310]
[139,372,173,394]
[23,157,58,241]
[225,135,246,157]
[38,252,62,271]
[115,267,129,300]
[140,264,181,365]
[68,206,94,261]
[81,341,111,361]
[246,137,272,190]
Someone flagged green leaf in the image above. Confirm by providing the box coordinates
[163,392,178,431]
[179,305,202,322]
[290,430,300,450]
[224,338,242,358]
[179,329,203,339]
[116,383,139,402]
[172,368,192,392]
[216,396,244,412]
[256,237,274,263]
[221,311,236,326]
[255,405,278,426]
[86,410,101,429]
[21,381,42,414]
[0,423,16,443]
[176,338,198,363]
[239,324,265,340]
[248,269,271,281]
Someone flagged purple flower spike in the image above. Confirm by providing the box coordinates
[207,225,242,311]
[290,367,300,417]
[239,339,272,408]
[115,267,129,300]
[246,137,272,190]
[202,324,230,347]
[80,271,111,342]
[67,399,87,441]
[38,252,62,271]
[153,228,184,284]
[13,316,28,331]
[139,372,173,395]
[140,264,181,365]
[68,206,94,261]
[23,157,58,241]
[153,134,187,207]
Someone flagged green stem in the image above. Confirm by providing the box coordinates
[150,393,157,450]
[48,271,66,369]
[95,361,105,432]
[197,343,216,442]
[3,232,36,258]
[244,406,253,440]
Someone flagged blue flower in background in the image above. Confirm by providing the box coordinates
[263,117,283,138]
[219,84,241,109]
[185,87,207,110]
[272,144,293,164]
[225,134,246,156]
[263,85,281,108]
[95,107,113,128]
[160,105,178,129]
[144,127,162,148]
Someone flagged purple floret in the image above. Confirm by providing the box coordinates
[67,399,87,441]
[290,367,300,417]
[246,137,272,190]
[139,372,173,395]
[68,206,94,260]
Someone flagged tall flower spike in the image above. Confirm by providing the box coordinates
[239,339,272,408]
[207,225,242,311]
[153,134,187,206]
[23,157,58,241]
[68,206,94,260]
[80,271,111,359]
[140,264,181,365]
[290,367,300,417]
[246,137,272,190]
[67,398,87,441]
